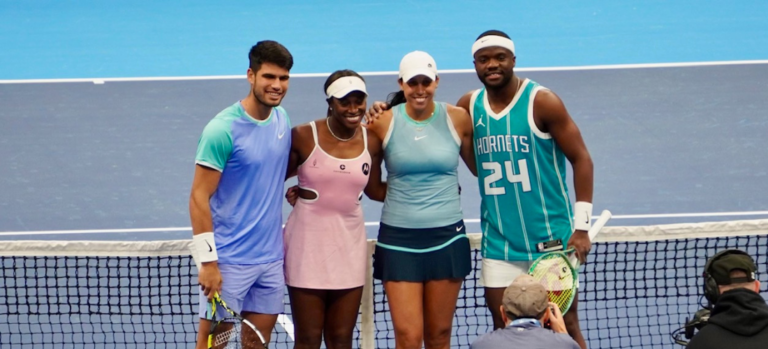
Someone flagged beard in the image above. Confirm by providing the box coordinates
[253,88,283,107]
[478,70,513,90]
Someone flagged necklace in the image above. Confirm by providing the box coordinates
[513,76,523,93]
[486,78,523,113]
[326,117,357,142]
[406,102,435,132]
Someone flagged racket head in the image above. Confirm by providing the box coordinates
[528,251,577,314]
[207,293,268,349]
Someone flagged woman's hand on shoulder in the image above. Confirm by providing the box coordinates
[363,108,393,140]
[364,101,389,125]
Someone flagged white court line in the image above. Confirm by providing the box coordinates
[1,60,767,84]
[277,314,295,341]
[1,211,768,236]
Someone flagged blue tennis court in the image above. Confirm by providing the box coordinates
[2,64,768,241]
[2,1,768,348]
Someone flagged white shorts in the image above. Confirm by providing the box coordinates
[480,258,581,289]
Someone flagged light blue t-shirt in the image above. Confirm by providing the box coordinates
[381,102,463,228]
[195,102,291,265]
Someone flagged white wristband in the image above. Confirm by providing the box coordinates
[193,232,218,263]
[573,202,593,232]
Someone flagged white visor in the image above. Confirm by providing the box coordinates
[399,51,438,82]
[326,76,368,99]
[472,35,515,56]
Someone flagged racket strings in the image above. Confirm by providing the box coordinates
[212,318,264,349]
[213,322,241,347]
[530,255,576,312]
[212,322,237,348]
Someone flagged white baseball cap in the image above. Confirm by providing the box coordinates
[398,51,437,82]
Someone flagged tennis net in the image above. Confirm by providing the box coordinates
[2,219,767,348]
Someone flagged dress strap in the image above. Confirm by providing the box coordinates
[309,121,319,146]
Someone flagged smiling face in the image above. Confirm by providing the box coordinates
[399,75,439,112]
[247,62,290,107]
[473,46,516,89]
[328,91,367,129]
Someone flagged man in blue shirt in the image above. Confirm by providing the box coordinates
[471,275,580,349]
[190,40,293,349]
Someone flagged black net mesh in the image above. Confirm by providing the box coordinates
[2,231,767,348]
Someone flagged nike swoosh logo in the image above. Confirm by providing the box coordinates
[456,226,464,232]
[205,240,213,252]
[278,131,285,139]
[414,135,427,141]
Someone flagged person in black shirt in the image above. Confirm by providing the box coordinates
[687,249,768,349]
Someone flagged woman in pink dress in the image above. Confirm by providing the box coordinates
[283,70,386,349]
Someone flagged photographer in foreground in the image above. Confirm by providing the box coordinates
[471,274,579,349]
[686,249,768,349]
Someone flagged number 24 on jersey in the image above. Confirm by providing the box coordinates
[482,160,531,195]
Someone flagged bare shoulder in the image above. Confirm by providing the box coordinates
[444,103,474,138]
[366,126,382,143]
[446,103,471,120]
[456,90,475,112]
[533,87,567,116]
[291,119,322,149]
[292,121,316,138]
[532,87,577,133]
[364,109,393,139]
[365,127,383,153]
[446,103,473,127]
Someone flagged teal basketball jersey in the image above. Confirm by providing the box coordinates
[471,79,574,261]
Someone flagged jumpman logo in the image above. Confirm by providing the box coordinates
[476,117,485,128]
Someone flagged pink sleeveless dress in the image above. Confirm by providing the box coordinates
[283,121,372,289]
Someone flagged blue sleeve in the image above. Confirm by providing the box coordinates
[554,333,581,349]
[276,106,291,128]
[195,118,233,171]
[470,333,492,349]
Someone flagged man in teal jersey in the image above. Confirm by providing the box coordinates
[190,40,293,349]
[456,30,594,349]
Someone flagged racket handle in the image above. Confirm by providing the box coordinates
[569,255,579,268]
[569,210,612,268]
[587,210,612,241]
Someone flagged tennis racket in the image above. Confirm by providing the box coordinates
[207,292,268,349]
[528,210,612,314]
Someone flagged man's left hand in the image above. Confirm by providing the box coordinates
[567,230,591,265]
